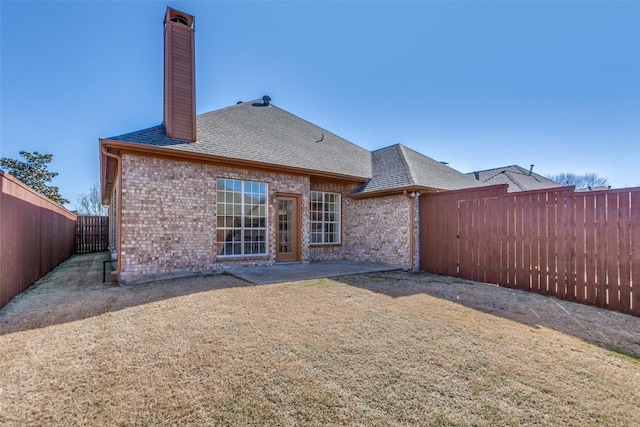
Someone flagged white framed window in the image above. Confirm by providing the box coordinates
[216,178,268,256]
[310,191,341,244]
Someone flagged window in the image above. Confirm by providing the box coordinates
[310,191,341,244]
[216,178,267,256]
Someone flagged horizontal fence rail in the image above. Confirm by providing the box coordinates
[76,216,109,254]
[0,171,77,309]
[420,185,640,317]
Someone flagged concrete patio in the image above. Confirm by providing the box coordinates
[225,260,400,285]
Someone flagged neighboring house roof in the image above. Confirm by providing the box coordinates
[466,165,561,192]
[354,144,484,196]
[106,100,371,180]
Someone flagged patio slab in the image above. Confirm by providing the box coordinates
[225,260,401,285]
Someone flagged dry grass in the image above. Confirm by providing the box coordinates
[1,253,639,426]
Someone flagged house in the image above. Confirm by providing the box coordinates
[100,7,483,285]
[466,165,561,192]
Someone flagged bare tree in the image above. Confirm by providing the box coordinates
[75,183,108,216]
[546,172,609,189]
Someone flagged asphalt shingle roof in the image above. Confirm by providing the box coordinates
[354,144,484,194]
[106,101,484,195]
[466,165,561,192]
[108,100,372,179]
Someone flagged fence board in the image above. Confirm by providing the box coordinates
[556,191,569,299]
[420,185,640,317]
[618,192,631,313]
[575,196,587,303]
[496,197,506,285]
[545,193,552,293]
[526,195,534,290]
[508,191,522,287]
[505,196,517,287]
[583,195,597,306]
[631,191,640,313]
[606,193,620,311]
[520,194,531,291]
[486,197,500,284]
[537,193,547,294]
[472,200,481,281]
[444,195,457,276]
[548,192,557,295]
[459,200,471,279]
[514,195,524,289]
[594,194,607,308]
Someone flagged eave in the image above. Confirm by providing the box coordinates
[349,185,442,199]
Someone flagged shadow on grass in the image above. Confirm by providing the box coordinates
[335,271,640,360]
[0,252,256,336]
[3,254,639,360]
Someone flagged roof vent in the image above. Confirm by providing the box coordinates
[262,95,271,106]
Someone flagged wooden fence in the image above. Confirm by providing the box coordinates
[0,171,77,309]
[76,215,109,254]
[420,184,640,317]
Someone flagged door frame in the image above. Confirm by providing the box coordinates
[275,193,301,262]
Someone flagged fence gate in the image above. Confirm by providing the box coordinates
[76,216,109,253]
[456,196,502,285]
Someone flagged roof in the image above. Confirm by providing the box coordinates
[466,165,561,192]
[102,101,485,201]
[106,100,371,180]
[354,144,484,195]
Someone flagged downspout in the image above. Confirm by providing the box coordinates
[101,146,122,276]
[415,192,421,272]
[404,190,419,271]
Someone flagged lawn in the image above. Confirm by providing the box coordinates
[0,253,639,426]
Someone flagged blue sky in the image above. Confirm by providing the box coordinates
[1,1,639,209]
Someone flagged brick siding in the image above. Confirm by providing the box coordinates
[310,181,418,269]
[114,154,416,284]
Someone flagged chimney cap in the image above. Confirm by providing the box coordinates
[165,7,195,29]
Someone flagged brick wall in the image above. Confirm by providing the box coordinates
[118,154,309,284]
[115,154,417,284]
[346,194,415,268]
[309,182,418,269]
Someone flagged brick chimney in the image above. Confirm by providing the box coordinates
[163,7,196,142]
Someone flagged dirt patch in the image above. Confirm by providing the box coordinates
[1,253,639,426]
